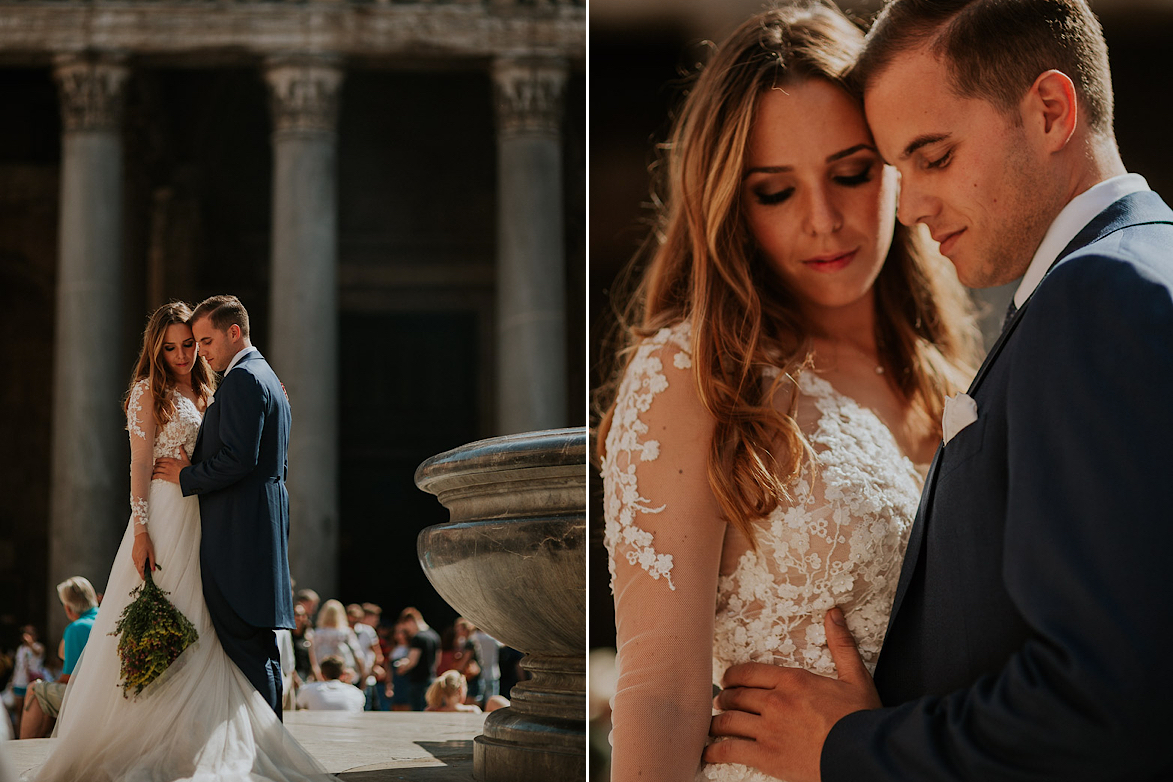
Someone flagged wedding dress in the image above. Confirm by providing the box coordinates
[602,322,924,782]
[28,380,332,782]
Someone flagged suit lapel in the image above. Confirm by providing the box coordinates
[884,191,1173,628]
[885,446,941,623]
[193,351,264,460]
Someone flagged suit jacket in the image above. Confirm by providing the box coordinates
[823,191,1173,780]
[180,350,296,631]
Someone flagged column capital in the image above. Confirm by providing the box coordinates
[492,55,568,139]
[263,55,345,136]
[52,53,130,133]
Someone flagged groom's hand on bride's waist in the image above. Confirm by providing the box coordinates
[153,451,190,484]
[705,607,881,782]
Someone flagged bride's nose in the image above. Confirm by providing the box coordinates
[802,184,843,236]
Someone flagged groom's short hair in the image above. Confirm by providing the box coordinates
[854,0,1113,137]
[191,294,251,339]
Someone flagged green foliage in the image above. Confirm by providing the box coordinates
[108,566,198,699]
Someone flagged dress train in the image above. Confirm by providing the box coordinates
[27,480,331,782]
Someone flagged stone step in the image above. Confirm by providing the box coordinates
[3,711,485,781]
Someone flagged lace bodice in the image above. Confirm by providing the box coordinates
[602,322,922,782]
[126,379,203,530]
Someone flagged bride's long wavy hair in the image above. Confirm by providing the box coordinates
[595,1,979,547]
[124,301,215,427]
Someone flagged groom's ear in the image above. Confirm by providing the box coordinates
[1025,69,1078,154]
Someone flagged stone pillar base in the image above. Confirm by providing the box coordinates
[475,655,585,782]
[474,734,585,782]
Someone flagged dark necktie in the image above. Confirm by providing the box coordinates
[1001,298,1018,335]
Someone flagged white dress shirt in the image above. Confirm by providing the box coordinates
[1013,173,1150,308]
[224,345,259,376]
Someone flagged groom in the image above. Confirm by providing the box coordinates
[707,0,1173,779]
[154,294,295,718]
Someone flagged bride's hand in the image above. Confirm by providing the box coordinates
[132,531,158,580]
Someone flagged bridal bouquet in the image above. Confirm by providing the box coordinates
[109,565,199,698]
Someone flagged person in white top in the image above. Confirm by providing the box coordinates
[10,625,45,735]
[296,656,366,712]
[596,5,981,781]
[310,599,367,684]
[347,603,382,708]
[468,626,502,708]
[709,1,1173,781]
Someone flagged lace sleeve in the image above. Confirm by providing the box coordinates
[126,379,157,532]
[602,324,728,782]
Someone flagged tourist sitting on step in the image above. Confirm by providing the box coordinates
[20,577,99,739]
[295,655,365,712]
[424,670,482,713]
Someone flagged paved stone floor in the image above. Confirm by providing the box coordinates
[3,711,486,781]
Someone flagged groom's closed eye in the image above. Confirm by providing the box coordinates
[922,149,953,170]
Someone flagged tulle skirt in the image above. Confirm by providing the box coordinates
[28,480,332,782]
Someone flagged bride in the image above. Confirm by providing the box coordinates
[597,4,978,781]
[29,302,331,782]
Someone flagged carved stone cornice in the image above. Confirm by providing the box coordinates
[264,56,344,136]
[52,54,130,133]
[0,5,584,65]
[491,56,567,139]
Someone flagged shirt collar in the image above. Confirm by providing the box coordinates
[1013,173,1150,308]
[224,345,259,375]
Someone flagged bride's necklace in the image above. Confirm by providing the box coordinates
[173,383,198,407]
[815,337,885,376]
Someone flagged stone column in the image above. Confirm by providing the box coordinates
[264,55,343,598]
[492,56,568,435]
[48,53,129,639]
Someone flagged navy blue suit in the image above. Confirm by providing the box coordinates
[823,191,1173,780]
[180,349,295,717]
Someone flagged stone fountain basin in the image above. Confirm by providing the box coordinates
[417,516,584,655]
[415,428,586,656]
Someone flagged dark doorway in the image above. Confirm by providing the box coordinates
[338,309,481,628]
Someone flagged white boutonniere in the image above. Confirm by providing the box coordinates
[942,393,978,445]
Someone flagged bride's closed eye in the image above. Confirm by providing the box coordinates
[751,159,878,206]
[833,162,875,187]
[754,187,795,206]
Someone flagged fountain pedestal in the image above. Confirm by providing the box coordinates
[415,428,586,782]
